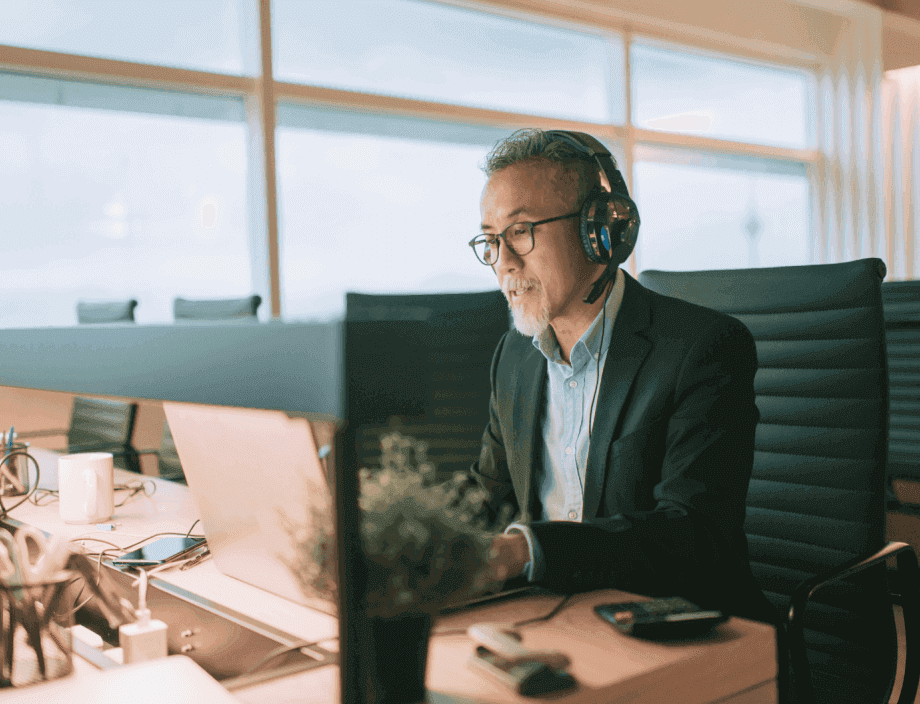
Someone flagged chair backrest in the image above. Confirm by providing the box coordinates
[157,419,185,482]
[67,396,139,473]
[173,295,262,321]
[639,259,894,703]
[883,280,920,501]
[77,299,138,324]
[345,289,509,478]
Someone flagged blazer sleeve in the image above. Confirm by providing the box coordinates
[529,316,760,611]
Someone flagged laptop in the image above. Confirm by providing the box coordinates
[162,402,336,614]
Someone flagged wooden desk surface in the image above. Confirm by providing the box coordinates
[0,449,777,704]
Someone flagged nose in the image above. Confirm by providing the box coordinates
[492,241,522,279]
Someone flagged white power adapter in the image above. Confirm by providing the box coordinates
[119,569,168,664]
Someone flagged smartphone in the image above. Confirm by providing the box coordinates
[111,536,206,567]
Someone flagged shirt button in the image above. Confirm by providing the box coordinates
[564,447,573,455]
[569,380,577,388]
[594,353,599,359]
[568,510,578,520]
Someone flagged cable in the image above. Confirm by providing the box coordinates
[511,593,574,628]
[185,519,200,538]
[114,480,157,508]
[433,593,574,637]
[28,479,156,509]
[0,449,41,518]
[241,638,337,676]
[587,277,614,441]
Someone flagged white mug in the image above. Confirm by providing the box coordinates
[58,452,115,524]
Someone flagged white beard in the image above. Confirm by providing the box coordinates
[502,277,550,337]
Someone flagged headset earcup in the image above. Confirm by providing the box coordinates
[578,189,612,264]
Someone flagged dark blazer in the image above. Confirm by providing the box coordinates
[471,272,776,623]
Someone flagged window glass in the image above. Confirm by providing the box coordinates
[633,151,811,272]
[631,41,812,149]
[0,85,252,327]
[0,0,253,74]
[273,0,623,123]
[277,108,502,321]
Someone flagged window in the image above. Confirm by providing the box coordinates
[0,77,251,327]
[273,0,624,123]
[0,0,827,326]
[631,40,813,149]
[0,0,253,74]
[277,107,502,320]
[632,149,810,272]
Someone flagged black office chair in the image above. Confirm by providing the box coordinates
[19,396,140,474]
[639,259,920,704]
[883,280,920,508]
[173,295,262,321]
[135,420,185,483]
[77,299,138,324]
[345,289,510,479]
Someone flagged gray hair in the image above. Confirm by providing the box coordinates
[482,128,607,204]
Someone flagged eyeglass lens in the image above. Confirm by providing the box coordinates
[476,224,534,265]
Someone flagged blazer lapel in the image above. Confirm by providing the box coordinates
[510,342,546,522]
[583,274,653,518]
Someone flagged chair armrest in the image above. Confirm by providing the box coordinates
[787,541,920,704]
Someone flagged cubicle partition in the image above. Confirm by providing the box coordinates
[0,321,370,700]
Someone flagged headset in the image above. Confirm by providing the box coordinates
[543,130,640,305]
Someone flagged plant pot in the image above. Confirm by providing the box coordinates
[365,612,433,704]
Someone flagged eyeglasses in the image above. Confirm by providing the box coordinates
[469,211,580,266]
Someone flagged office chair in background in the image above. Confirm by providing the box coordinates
[345,289,510,480]
[883,280,920,509]
[18,396,140,474]
[639,259,919,704]
[76,299,138,324]
[173,295,262,321]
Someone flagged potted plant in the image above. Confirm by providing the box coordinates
[290,431,506,704]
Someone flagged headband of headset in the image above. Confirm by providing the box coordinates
[543,130,640,271]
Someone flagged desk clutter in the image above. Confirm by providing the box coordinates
[0,526,131,689]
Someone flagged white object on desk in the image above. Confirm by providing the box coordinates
[58,452,114,524]
[0,655,239,703]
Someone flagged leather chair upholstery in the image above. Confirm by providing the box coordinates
[883,280,920,503]
[66,396,140,474]
[639,259,919,704]
[173,295,262,321]
[345,289,509,479]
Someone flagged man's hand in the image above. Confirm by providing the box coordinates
[483,532,529,584]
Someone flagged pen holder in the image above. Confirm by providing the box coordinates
[0,574,75,688]
[0,444,34,498]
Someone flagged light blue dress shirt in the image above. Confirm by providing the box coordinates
[506,269,625,581]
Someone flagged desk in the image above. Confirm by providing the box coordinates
[0,449,778,704]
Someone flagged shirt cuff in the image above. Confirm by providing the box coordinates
[505,523,546,582]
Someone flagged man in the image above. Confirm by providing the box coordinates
[468,129,775,623]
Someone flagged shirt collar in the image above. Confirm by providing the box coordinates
[533,267,626,368]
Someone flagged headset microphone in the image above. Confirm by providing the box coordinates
[542,130,640,306]
[584,267,615,306]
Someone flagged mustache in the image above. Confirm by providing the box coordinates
[501,277,540,299]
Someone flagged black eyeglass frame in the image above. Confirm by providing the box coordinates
[468,210,580,266]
